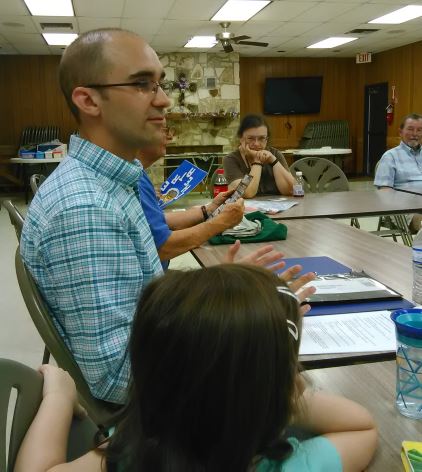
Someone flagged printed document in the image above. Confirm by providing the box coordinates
[299,310,396,355]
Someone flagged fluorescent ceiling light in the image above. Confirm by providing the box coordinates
[211,0,270,22]
[24,0,74,16]
[369,5,422,24]
[307,37,358,49]
[184,36,218,48]
[43,33,78,46]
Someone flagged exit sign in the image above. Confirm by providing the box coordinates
[356,52,372,64]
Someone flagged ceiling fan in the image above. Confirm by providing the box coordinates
[215,22,269,53]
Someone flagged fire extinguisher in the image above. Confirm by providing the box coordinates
[386,85,397,126]
[386,103,394,126]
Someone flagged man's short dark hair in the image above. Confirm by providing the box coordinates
[400,113,422,129]
[59,28,137,121]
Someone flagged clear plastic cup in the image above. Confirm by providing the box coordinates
[391,309,422,419]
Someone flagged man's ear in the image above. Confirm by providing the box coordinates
[72,87,101,118]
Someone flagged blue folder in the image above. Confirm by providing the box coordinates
[274,256,351,277]
[273,256,415,316]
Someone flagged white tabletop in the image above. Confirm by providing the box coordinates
[10,157,65,163]
[283,147,352,155]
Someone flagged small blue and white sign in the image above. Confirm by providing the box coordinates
[158,160,207,208]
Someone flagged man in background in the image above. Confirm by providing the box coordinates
[374,113,422,232]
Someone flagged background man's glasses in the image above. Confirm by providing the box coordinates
[83,79,173,95]
[245,136,268,144]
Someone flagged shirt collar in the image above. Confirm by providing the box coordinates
[68,134,143,188]
[400,140,422,156]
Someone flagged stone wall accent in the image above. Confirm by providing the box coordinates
[159,51,240,151]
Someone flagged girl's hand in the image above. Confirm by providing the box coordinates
[38,365,87,418]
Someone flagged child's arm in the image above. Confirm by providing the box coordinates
[13,365,87,472]
[294,389,378,472]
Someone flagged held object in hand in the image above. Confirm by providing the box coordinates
[210,174,253,218]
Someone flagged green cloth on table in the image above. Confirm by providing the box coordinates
[209,211,287,245]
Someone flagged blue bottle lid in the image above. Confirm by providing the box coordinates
[391,309,422,341]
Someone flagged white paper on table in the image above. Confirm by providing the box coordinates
[245,199,298,214]
[305,277,397,295]
[299,310,396,355]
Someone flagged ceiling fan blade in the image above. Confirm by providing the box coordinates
[232,35,251,42]
[237,40,268,47]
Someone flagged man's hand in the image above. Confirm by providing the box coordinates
[278,265,316,316]
[224,240,286,272]
[214,199,244,229]
[224,241,316,315]
[206,189,236,214]
[38,364,87,418]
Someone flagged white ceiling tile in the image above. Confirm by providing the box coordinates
[270,22,320,36]
[233,21,283,37]
[253,2,317,21]
[299,2,357,22]
[78,17,121,32]
[167,0,222,21]
[0,15,38,33]
[0,44,19,54]
[73,0,125,18]
[334,4,400,24]
[0,0,28,16]
[15,43,51,54]
[121,18,164,36]
[1,32,45,45]
[123,0,174,19]
[0,0,421,57]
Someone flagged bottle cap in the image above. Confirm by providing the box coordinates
[217,169,224,174]
[296,171,303,176]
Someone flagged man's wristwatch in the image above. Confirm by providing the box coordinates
[270,159,279,167]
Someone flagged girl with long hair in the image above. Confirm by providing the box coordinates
[15,265,377,472]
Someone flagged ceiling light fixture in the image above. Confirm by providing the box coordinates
[184,36,218,48]
[369,5,422,24]
[42,33,77,46]
[211,0,270,22]
[24,0,74,16]
[307,37,358,49]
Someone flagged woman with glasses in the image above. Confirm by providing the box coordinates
[224,114,295,198]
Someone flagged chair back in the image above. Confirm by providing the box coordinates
[14,249,119,428]
[289,157,349,193]
[29,174,46,195]
[2,200,24,240]
[0,358,98,472]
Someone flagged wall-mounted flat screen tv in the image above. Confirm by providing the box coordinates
[264,76,323,115]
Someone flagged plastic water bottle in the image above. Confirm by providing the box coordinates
[293,171,305,197]
[213,169,228,197]
[412,229,422,304]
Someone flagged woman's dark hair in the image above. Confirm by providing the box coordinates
[106,264,301,471]
[237,114,271,138]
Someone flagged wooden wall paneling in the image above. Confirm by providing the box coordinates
[0,56,76,149]
[411,42,422,114]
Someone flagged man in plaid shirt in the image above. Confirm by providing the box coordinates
[21,28,313,405]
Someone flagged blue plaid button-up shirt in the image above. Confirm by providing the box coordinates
[21,135,163,404]
[374,141,422,190]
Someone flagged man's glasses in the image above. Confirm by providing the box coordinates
[83,79,173,95]
[245,136,268,144]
